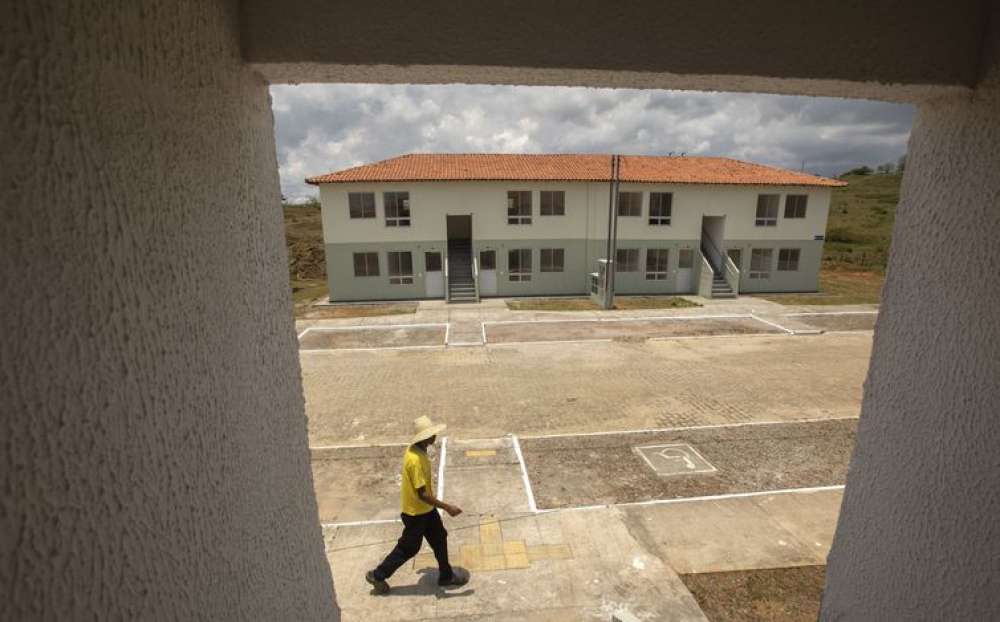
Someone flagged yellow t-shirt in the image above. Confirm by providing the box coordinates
[400,445,434,516]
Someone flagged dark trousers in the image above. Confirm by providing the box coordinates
[373,510,453,581]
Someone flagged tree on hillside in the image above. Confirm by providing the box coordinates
[897,154,907,173]
[842,165,873,176]
[876,162,895,175]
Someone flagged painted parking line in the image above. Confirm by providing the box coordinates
[485,313,755,326]
[298,322,450,351]
[784,310,878,316]
[536,485,847,514]
[749,313,796,334]
[519,415,860,440]
[511,435,539,514]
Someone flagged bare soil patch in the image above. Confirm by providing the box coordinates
[519,419,856,509]
[299,325,445,350]
[486,317,780,344]
[297,302,418,320]
[789,313,877,332]
[311,445,408,523]
[506,296,699,312]
[680,565,826,622]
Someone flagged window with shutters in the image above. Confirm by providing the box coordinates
[508,249,532,281]
[539,191,565,216]
[507,191,532,224]
[348,193,376,219]
[352,252,379,277]
[384,192,411,226]
[755,194,779,226]
[649,192,672,225]
[645,249,669,280]
[387,251,414,284]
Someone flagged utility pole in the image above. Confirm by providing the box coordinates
[603,154,621,310]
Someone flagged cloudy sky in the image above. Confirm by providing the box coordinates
[271,84,914,202]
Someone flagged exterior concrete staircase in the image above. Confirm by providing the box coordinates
[447,239,478,303]
[710,270,736,298]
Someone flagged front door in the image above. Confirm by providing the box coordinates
[677,248,694,292]
[478,250,497,296]
[424,251,444,298]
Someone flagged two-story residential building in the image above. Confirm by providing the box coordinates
[305,153,845,302]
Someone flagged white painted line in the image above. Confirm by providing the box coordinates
[321,517,401,528]
[749,313,796,335]
[519,415,859,440]
[303,322,449,332]
[447,342,483,347]
[784,311,879,316]
[437,436,448,501]
[536,485,846,514]
[485,338,616,347]
[820,329,876,335]
[485,313,753,326]
[300,344,447,353]
[481,321,488,345]
[443,322,451,345]
[310,441,408,450]
[297,327,311,340]
[646,332,786,343]
[511,434,539,514]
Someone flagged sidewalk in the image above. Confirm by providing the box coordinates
[322,434,842,621]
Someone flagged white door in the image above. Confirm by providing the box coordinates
[424,251,444,298]
[478,250,497,296]
[677,248,694,292]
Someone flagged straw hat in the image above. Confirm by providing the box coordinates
[411,415,446,445]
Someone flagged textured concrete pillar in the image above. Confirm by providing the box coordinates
[1,2,338,619]
[821,16,1000,620]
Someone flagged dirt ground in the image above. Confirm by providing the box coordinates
[681,566,827,622]
[789,313,877,332]
[311,444,411,523]
[297,302,418,320]
[506,296,700,312]
[485,317,781,344]
[299,325,446,350]
[520,419,855,508]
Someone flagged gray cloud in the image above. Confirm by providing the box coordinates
[271,84,914,202]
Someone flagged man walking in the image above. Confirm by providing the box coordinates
[366,416,469,594]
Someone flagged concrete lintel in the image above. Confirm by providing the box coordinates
[242,0,985,101]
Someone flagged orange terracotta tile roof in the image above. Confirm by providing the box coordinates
[306,153,846,187]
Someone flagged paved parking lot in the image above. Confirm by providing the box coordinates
[302,332,871,446]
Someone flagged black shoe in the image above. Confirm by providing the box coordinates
[366,570,390,595]
[438,568,469,587]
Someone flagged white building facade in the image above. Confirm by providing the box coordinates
[308,154,843,302]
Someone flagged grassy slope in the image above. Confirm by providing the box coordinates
[758,173,900,305]
[283,204,328,306]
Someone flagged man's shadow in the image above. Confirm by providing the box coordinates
[374,567,475,599]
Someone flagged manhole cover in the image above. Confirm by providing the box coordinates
[635,443,717,476]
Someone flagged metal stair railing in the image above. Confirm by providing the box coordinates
[444,253,450,302]
[472,255,480,302]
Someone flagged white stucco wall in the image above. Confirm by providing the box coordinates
[1,2,337,620]
[5,0,999,619]
[821,29,1000,619]
[320,181,830,244]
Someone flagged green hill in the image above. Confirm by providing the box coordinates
[759,172,900,305]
